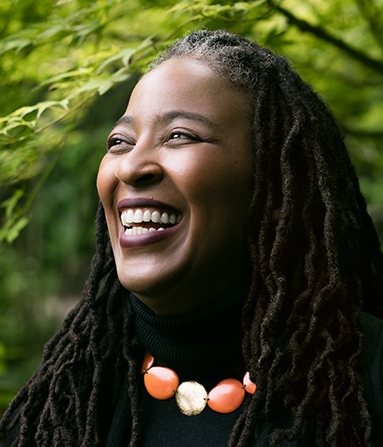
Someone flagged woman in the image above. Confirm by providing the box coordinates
[1,30,382,447]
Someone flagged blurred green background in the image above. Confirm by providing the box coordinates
[1,0,383,414]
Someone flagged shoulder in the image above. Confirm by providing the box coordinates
[359,311,383,444]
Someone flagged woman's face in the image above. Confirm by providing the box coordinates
[97,56,254,315]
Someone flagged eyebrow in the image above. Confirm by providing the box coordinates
[111,110,220,131]
[112,115,135,129]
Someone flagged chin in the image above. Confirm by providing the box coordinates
[117,268,177,298]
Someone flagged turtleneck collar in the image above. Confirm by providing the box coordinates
[130,291,246,386]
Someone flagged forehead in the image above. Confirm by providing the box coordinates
[124,56,250,125]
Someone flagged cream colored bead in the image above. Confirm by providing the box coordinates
[175,381,208,416]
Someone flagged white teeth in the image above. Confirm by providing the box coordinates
[169,213,176,224]
[121,208,182,228]
[151,211,161,223]
[123,224,178,236]
[125,226,148,236]
[160,212,169,224]
[133,209,143,223]
[127,209,134,223]
[122,209,134,225]
[143,210,151,222]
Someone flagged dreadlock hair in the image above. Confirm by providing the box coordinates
[1,29,383,447]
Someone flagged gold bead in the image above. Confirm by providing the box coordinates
[175,381,208,416]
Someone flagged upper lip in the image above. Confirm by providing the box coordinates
[117,198,181,213]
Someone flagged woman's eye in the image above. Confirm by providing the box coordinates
[166,131,201,144]
[107,138,122,148]
[106,137,134,151]
[170,132,189,140]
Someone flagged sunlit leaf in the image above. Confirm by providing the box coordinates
[37,69,93,89]
[96,47,137,73]
[0,0,383,250]
[36,23,67,41]
[0,38,32,54]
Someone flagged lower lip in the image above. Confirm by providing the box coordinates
[119,224,180,248]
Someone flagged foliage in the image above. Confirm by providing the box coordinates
[1,0,383,246]
[0,0,182,246]
[0,342,15,411]
[0,0,383,411]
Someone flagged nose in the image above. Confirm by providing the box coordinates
[115,144,164,188]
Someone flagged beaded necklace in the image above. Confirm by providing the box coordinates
[141,352,256,416]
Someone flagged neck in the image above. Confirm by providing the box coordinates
[132,259,251,317]
[130,290,246,386]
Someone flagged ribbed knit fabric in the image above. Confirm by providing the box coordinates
[105,292,301,446]
[0,302,381,446]
[105,304,383,447]
[130,290,246,386]
[130,291,255,447]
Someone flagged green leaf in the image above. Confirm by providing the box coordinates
[37,69,92,89]
[0,38,32,54]
[36,23,67,41]
[97,47,137,74]
[98,80,114,95]
[1,190,24,220]
[4,216,29,244]
[73,21,102,43]
[36,101,70,119]
[0,190,30,244]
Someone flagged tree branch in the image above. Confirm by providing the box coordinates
[354,0,383,53]
[269,2,383,74]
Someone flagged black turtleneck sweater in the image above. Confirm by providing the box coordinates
[1,297,382,446]
[131,291,246,384]
[105,292,298,447]
[105,296,383,447]
[132,291,251,447]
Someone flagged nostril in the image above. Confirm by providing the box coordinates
[134,173,157,185]
[116,161,163,186]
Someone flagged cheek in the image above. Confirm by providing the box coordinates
[196,151,252,197]
[177,155,253,217]
[96,156,117,206]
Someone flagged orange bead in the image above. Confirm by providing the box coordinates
[144,366,179,400]
[141,352,155,374]
[243,371,256,394]
[207,378,245,413]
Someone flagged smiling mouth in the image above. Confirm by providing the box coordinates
[120,208,182,236]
